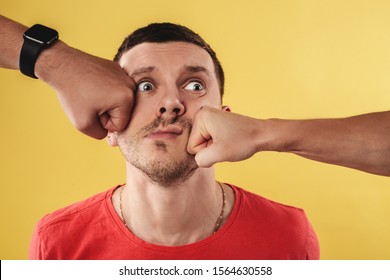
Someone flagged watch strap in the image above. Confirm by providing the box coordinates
[19,38,43,79]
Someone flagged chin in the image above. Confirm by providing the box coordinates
[135,156,198,187]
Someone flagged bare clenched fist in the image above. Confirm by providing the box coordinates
[187,106,264,167]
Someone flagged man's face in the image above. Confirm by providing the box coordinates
[112,42,222,185]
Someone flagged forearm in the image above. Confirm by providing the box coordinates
[0,15,27,69]
[263,111,390,176]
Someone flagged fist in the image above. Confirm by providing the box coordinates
[187,106,261,167]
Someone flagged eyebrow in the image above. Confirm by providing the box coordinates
[130,66,157,78]
[129,65,211,79]
[182,65,211,76]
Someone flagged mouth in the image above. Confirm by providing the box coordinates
[146,126,184,140]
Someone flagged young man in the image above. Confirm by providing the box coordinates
[29,23,319,260]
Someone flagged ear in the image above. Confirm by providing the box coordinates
[106,131,119,147]
[222,105,231,112]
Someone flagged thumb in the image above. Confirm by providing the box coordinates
[187,115,211,155]
[194,142,227,168]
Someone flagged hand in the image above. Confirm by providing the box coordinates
[187,106,263,167]
[36,42,136,139]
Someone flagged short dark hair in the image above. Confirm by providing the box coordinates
[114,23,225,97]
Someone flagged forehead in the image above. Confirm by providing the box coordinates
[118,42,215,76]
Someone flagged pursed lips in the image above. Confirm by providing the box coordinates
[146,126,184,140]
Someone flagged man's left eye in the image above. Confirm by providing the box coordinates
[184,81,204,91]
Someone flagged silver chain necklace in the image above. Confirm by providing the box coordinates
[118,182,226,235]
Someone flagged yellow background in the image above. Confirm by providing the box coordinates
[1,0,390,259]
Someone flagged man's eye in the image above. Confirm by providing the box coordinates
[137,81,154,92]
[184,81,204,91]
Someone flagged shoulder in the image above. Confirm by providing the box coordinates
[29,186,120,259]
[36,186,117,232]
[233,185,306,217]
[230,184,320,259]
[230,184,313,239]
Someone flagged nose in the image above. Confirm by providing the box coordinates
[157,89,185,119]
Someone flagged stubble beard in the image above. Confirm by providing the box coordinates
[119,116,198,187]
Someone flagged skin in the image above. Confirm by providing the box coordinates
[107,42,234,246]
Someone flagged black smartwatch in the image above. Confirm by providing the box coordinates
[19,24,59,79]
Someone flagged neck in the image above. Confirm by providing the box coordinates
[119,163,223,246]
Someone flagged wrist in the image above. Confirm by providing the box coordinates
[255,118,299,153]
[18,24,59,79]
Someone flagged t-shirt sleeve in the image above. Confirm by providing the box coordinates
[305,217,320,260]
[28,222,45,260]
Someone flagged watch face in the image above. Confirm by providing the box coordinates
[24,24,59,45]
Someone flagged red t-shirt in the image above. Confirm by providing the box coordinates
[29,184,319,259]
